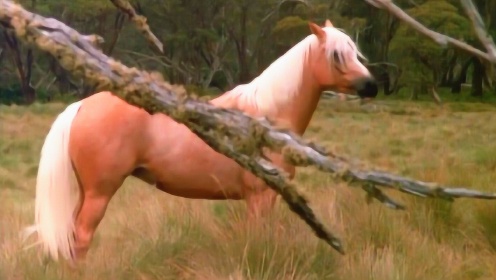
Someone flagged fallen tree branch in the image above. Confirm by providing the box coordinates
[364,0,496,64]
[109,0,163,53]
[1,0,496,256]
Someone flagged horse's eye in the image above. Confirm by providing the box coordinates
[333,51,341,64]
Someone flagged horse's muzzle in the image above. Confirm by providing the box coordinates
[353,78,378,99]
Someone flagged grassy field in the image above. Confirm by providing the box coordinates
[2,98,496,279]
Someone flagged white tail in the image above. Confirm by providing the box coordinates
[23,101,83,261]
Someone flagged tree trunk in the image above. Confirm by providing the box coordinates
[237,5,250,83]
[0,48,4,65]
[440,53,457,87]
[380,13,397,96]
[471,57,484,97]
[382,68,392,95]
[2,30,35,104]
[451,57,472,94]
[410,86,419,100]
[22,48,35,104]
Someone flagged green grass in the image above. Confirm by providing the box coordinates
[2,99,496,279]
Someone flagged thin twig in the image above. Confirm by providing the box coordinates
[109,0,163,53]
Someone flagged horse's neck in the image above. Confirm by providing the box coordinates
[270,75,322,135]
[211,78,321,136]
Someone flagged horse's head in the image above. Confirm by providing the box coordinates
[308,20,378,99]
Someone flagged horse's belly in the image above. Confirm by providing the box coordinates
[158,168,245,200]
[144,115,246,200]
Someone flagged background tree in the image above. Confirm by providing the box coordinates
[389,0,474,99]
[0,0,494,105]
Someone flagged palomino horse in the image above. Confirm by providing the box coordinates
[24,20,378,263]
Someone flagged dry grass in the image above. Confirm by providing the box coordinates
[2,99,496,279]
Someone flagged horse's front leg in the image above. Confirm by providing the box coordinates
[243,153,296,219]
[245,186,279,219]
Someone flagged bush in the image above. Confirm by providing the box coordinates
[0,84,25,105]
[0,83,77,105]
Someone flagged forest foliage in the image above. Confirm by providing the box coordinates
[1,0,495,105]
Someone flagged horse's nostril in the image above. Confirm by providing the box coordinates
[356,78,378,98]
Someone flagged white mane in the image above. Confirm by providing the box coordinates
[229,27,366,115]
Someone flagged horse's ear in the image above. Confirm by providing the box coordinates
[324,19,333,27]
[308,21,326,43]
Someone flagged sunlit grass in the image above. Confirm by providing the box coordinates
[1,99,496,279]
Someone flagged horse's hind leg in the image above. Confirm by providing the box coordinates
[70,141,137,262]
[70,145,133,261]
[72,171,126,261]
[66,92,148,262]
